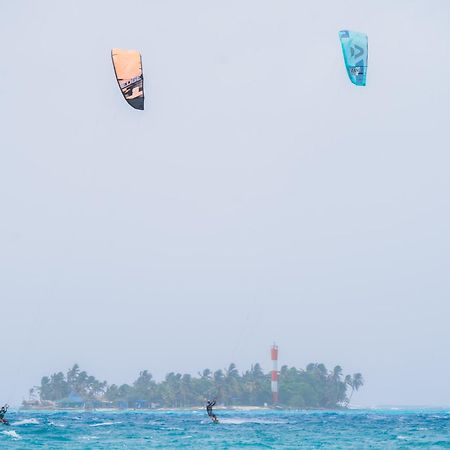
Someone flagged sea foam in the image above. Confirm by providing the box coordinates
[90,421,122,427]
[2,430,22,440]
[11,418,40,426]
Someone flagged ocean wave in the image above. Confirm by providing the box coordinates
[11,418,40,426]
[89,421,122,427]
[219,418,287,425]
[79,435,100,441]
[1,410,448,448]
[49,421,66,428]
[2,430,22,440]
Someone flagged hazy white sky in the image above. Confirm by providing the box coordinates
[1,0,449,407]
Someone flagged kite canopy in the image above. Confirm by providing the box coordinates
[339,30,368,86]
[111,48,144,110]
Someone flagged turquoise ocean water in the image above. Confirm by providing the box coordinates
[1,409,449,449]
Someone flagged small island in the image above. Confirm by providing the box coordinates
[23,363,364,410]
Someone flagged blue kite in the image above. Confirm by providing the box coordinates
[339,30,368,86]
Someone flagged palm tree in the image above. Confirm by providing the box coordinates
[133,370,154,400]
[213,369,225,402]
[180,374,193,406]
[326,365,344,407]
[352,373,364,392]
[200,369,212,379]
[163,372,182,407]
[49,372,69,400]
[332,366,343,381]
[67,364,80,389]
[39,376,51,401]
[224,363,240,405]
[104,384,120,401]
[345,373,364,406]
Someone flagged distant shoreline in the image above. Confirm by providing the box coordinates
[20,406,271,412]
[30,363,363,411]
[19,405,348,412]
[17,405,450,412]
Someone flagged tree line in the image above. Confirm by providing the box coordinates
[30,362,363,409]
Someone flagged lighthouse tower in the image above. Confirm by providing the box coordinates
[271,344,279,404]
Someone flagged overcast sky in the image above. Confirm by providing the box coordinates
[1,0,449,407]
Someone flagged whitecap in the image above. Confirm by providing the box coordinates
[89,421,122,427]
[11,418,40,426]
[219,418,286,425]
[49,421,66,428]
[79,435,100,441]
[2,430,22,440]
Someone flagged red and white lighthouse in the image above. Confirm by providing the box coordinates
[271,344,279,404]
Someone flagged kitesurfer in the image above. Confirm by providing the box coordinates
[0,404,9,425]
[206,400,219,423]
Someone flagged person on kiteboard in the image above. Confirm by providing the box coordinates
[206,400,219,423]
[0,404,9,425]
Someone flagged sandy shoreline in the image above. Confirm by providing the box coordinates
[20,405,272,412]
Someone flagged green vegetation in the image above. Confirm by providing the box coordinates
[37,365,107,402]
[29,363,363,409]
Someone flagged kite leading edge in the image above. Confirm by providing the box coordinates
[339,30,368,86]
[111,48,144,110]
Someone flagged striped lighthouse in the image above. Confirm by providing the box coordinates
[271,344,279,404]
